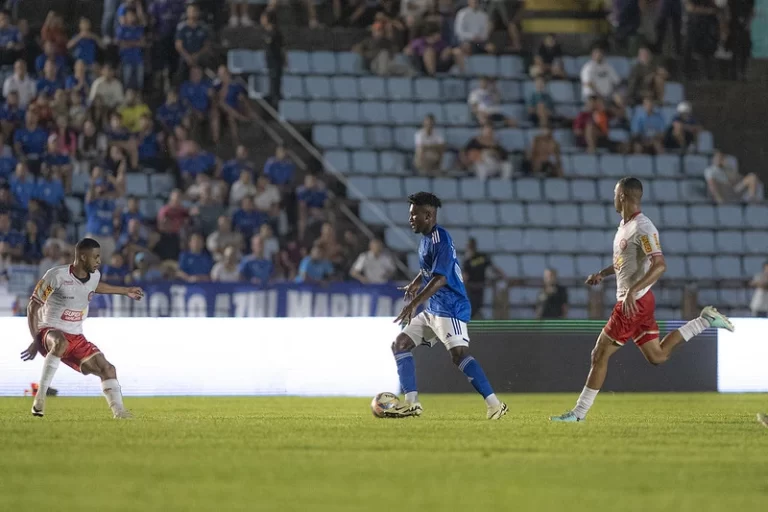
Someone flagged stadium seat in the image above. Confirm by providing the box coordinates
[522,229,551,252]
[569,287,590,307]
[664,255,686,278]
[496,228,523,251]
[361,102,387,124]
[470,203,498,226]
[282,75,305,99]
[580,204,606,227]
[448,227,469,249]
[497,129,526,152]
[526,203,554,226]
[432,178,458,200]
[359,200,387,225]
[687,230,715,254]
[500,104,526,121]
[516,178,542,201]
[575,255,602,276]
[487,178,514,200]
[744,256,766,274]
[688,205,716,227]
[498,80,521,102]
[744,231,768,254]
[351,151,378,174]
[467,55,498,76]
[247,74,267,99]
[544,179,570,202]
[625,155,654,177]
[662,230,689,254]
[303,76,332,100]
[664,82,684,104]
[548,80,575,104]
[331,77,359,100]
[455,178,483,200]
[547,254,577,278]
[497,55,524,78]
[562,56,579,77]
[520,254,547,278]
[495,254,520,276]
[392,127,414,150]
[596,178,616,199]
[280,100,307,122]
[414,78,440,101]
[71,172,90,195]
[684,154,709,175]
[716,231,744,254]
[308,101,334,123]
[346,176,374,199]
[379,151,404,173]
[313,125,339,149]
[745,205,768,228]
[720,289,748,307]
[150,173,175,198]
[470,228,494,251]
[368,126,394,149]
[337,52,363,75]
[554,205,581,227]
[387,78,412,100]
[388,102,416,125]
[441,78,467,101]
[577,229,605,253]
[357,77,386,100]
[606,56,630,78]
[387,201,408,221]
[498,203,525,226]
[339,125,365,149]
[139,198,162,218]
[713,255,742,279]
[551,229,579,252]
[375,177,402,200]
[509,286,539,306]
[571,179,597,202]
[444,103,471,125]
[658,287,683,307]
[698,131,714,153]
[600,154,626,177]
[652,180,681,203]
[286,51,311,74]
[228,50,264,73]
[325,150,350,173]
[442,202,470,226]
[404,177,430,194]
[334,101,361,123]
[386,226,417,252]
[311,51,337,75]
[643,204,662,224]
[572,154,599,175]
[65,197,83,220]
[415,102,444,124]
[655,154,681,176]
[715,205,744,227]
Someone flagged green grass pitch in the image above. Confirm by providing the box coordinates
[1,393,767,512]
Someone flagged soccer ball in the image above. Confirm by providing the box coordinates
[371,392,400,418]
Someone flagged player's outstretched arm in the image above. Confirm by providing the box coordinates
[586,265,615,285]
[95,282,145,301]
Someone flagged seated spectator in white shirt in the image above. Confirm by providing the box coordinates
[704,150,763,204]
[3,60,36,109]
[413,114,445,176]
[229,169,257,206]
[468,77,516,127]
[89,64,125,109]
[454,0,495,55]
[580,45,625,119]
[211,245,242,282]
[350,239,396,284]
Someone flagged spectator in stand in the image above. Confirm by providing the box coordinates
[53,116,79,158]
[296,174,328,239]
[630,96,666,155]
[400,0,434,40]
[131,252,166,282]
[314,222,343,267]
[119,89,151,133]
[749,261,768,317]
[627,46,668,106]
[468,77,516,127]
[259,223,280,261]
[67,18,101,70]
[187,172,226,205]
[683,0,719,79]
[24,219,44,263]
[573,96,613,154]
[27,198,51,232]
[41,135,72,192]
[527,76,556,128]
[413,114,445,176]
[177,232,213,282]
[118,195,143,235]
[116,8,146,90]
[663,101,701,153]
[137,114,165,170]
[106,112,139,169]
[157,189,189,235]
[295,245,334,284]
[331,0,378,27]
[148,0,186,89]
[51,91,69,122]
[181,66,218,144]
[261,10,285,109]
[229,169,257,206]
[530,34,565,79]
[463,237,505,319]
[454,0,495,55]
[0,10,23,67]
[704,150,763,203]
[175,4,211,81]
[78,120,109,169]
[190,184,225,235]
[460,125,512,180]
[0,211,23,262]
[228,1,254,27]
[350,238,396,284]
[406,23,464,77]
[0,90,24,145]
[117,217,150,264]
[655,0,683,56]
[525,127,563,177]
[101,252,131,284]
[239,235,273,284]
[102,0,121,43]
[14,111,48,174]
[211,246,241,283]
[18,20,40,74]
[39,241,61,275]
[536,268,568,319]
[41,12,68,57]
[177,141,218,186]
[90,64,125,109]
[354,21,410,77]
[35,41,67,77]
[0,146,16,181]
[84,174,118,259]
[207,215,244,261]
[263,145,296,193]
[726,0,754,81]
[222,144,255,185]
[36,60,63,98]
[4,60,36,109]
[0,183,25,228]
[214,65,255,145]
[233,195,268,241]
[10,161,35,208]
[254,174,281,221]
[488,0,524,52]
[580,45,625,119]
[156,88,187,139]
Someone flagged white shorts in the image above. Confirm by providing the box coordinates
[401,311,470,350]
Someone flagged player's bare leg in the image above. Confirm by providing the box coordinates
[448,346,507,420]
[80,354,132,419]
[32,331,69,417]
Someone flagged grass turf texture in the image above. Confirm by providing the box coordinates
[1,393,767,512]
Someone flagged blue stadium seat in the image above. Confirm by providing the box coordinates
[247,74,267,99]
[308,101,334,123]
[716,231,744,254]
[445,127,474,148]
[387,102,416,125]
[553,129,575,147]
[337,52,363,75]
[359,200,387,225]
[655,154,681,176]
[495,255,520,276]
[303,76,331,99]
[340,125,365,149]
[456,178,484,200]
[744,231,768,254]
[367,126,394,149]
[470,203,498,226]
[698,131,714,153]
[681,179,709,203]
[325,150,350,173]
[658,287,683,306]
[562,56,579,77]
[600,154,626,177]
[280,100,307,122]
[331,77,359,100]
[500,104,526,121]
[467,55,498,76]
[375,177,402,200]
[744,256,766,274]
[643,204,662,223]
[687,230,715,253]
[608,129,630,143]
[498,203,525,226]
[606,56,630,78]
[496,228,523,251]
[379,151,404,173]
[334,101,361,123]
[393,127,414,150]
[498,55,524,78]
[520,254,547,277]
[664,82,684,104]
[544,179,570,202]
[580,204,606,227]
[488,178,513,200]
[713,255,742,279]
[126,173,150,197]
[663,230,689,254]
[577,230,605,253]
[569,287,589,306]
[346,176,374,199]
[415,102,444,124]
[522,229,551,252]
[625,155,654,177]
[139,198,162,218]
[683,154,709,176]
[548,80,575,104]
[572,154,599,175]
[228,50,264,73]
[431,178,458,200]
[664,255,686,278]
[311,52,337,75]
[387,201,408,221]
[361,102,387,124]
[554,205,581,227]
[150,173,175,197]
[687,255,714,278]
[414,78,440,100]
[688,205,716,227]
[515,178,542,201]
[313,125,339,148]
[406,177,431,194]
[444,103,471,125]
[551,229,579,252]
[468,228,494,250]
[548,255,577,278]
[571,179,597,202]
[286,51,310,74]
[498,80,521,102]
[351,151,378,174]
[497,129,526,151]
[386,227,418,252]
[442,202,470,226]
[526,204,554,226]
[509,286,540,306]
[282,75,305,99]
[387,78,413,100]
[652,180,681,203]
[65,197,83,220]
[441,78,467,101]
[575,255,602,276]
[357,77,386,100]
[745,205,768,228]
[715,205,743,227]
[720,289,748,308]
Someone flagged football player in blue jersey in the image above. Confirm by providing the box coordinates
[389,192,508,420]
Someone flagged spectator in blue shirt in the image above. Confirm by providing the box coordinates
[119,195,143,234]
[137,114,165,169]
[0,10,23,67]
[148,0,186,77]
[295,245,335,284]
[101,252,131,284]
[177,233,214,282]
[41,134,73,189]
[630,97,666,155]
[106,112,139,169]
[239,235,274,285]
[66,18,101,68]
[0,151,16,181]
[9,161,34,209]
[116,0,148,30]
[664,101,702,152]
[35,41,67,77]
[116,8,146,90]
[117,217,150,262]
[34,164,65,209]
[84,176,118,258]
[221,145,255,185]
[177,142,218,185]
[214,65,255,145]
[0,90,24,143]
[23,218,44,262]
[180,66,218,143]
[263,145,296,191]
[0,211,23,260]
[14,111,48,170]
[232,196,268,240]
[156,89,187,134]
[296,174,328,238]
[175,4,211,78]
[65,60,92,101]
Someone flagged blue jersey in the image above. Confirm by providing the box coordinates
[418,225,471,322]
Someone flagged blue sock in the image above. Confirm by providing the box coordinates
[394,351,417,394]
[458,356,494,399]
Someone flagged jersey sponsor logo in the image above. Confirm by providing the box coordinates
[619,239,628,251]
[61,309,85,322]
[653,233,661,250]
[640,235,653,254]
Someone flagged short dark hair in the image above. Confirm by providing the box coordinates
[619,177,643,199]
[264,10,277,25]
[76,238,101,252]
[408,191,442,209]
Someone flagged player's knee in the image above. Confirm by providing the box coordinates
[647,352,667,366]
[392,334,415,354]
[590,347,608,367]
[449,347,469,366]
[48,332,69,356]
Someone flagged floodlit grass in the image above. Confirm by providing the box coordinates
[1,394,767,512]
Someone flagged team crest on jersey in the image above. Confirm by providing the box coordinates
[640,235,653,253]
[35,281,54,301]
[619,239,628,251]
